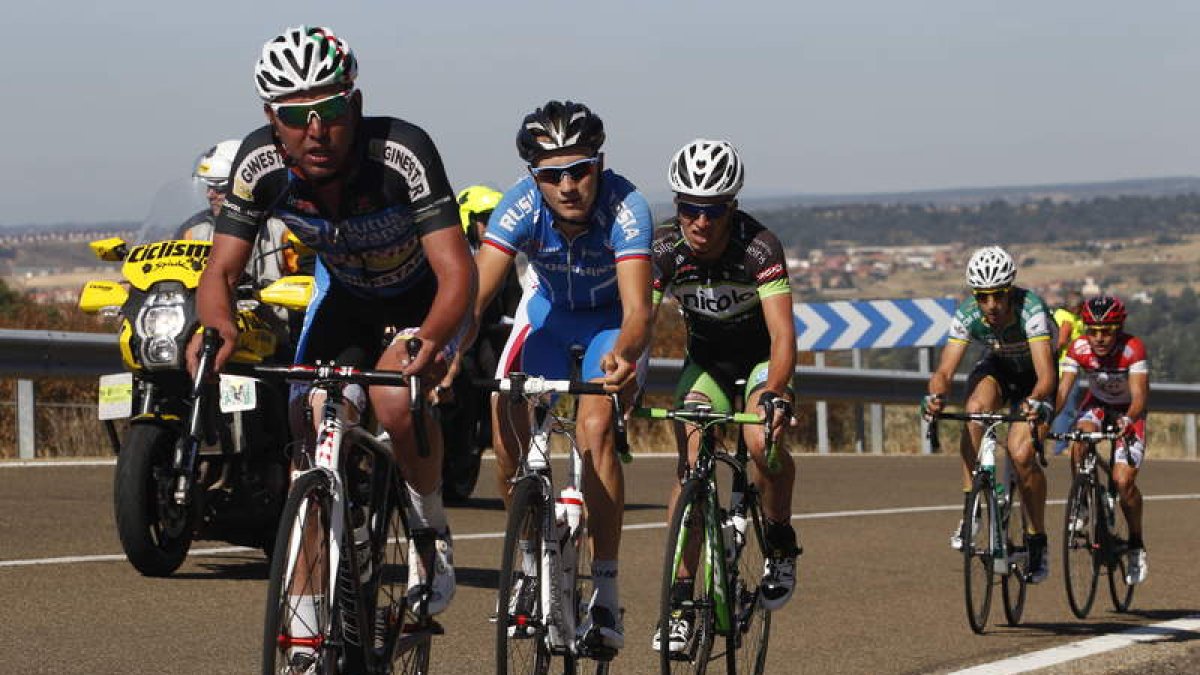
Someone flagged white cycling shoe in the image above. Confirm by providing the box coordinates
[406,530,456,615]
[1125,548,1148,585]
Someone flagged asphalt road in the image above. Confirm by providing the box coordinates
[2,454,1198,674]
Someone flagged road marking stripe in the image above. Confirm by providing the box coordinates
[948,615,1200,674]
[2,493,1197,569]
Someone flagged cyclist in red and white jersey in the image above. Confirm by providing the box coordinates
[1055,295,1150,584]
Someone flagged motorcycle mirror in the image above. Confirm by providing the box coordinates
[89,237,129,262]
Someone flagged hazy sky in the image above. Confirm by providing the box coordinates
[4,1,1199,226]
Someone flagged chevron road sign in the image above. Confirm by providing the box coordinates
[794,298,958,352]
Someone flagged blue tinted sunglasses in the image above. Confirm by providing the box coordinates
[677,201,733,220]
[529,157,600,184]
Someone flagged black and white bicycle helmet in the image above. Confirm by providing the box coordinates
[254,26,358,102]
[668,139,745,199]
[965,246,1017,289]
[516,100,605,164]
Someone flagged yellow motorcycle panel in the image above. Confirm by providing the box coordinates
[122,240,213,291]
[78,281,129,314]
[259,275,315,312]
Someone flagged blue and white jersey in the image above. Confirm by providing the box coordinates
[482,171,652,310]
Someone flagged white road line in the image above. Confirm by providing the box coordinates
[948,615,1200,674]
[3,493,1198,569]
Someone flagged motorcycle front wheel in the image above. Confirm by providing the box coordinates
[113,424,196,577]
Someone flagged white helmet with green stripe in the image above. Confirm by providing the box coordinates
[254,26,358,102]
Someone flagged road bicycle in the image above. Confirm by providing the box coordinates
[1050,427,1136,618]
[928,411,1044,634]
[635,400,780,674]
[248,334,441,675]
[487,355,629,675]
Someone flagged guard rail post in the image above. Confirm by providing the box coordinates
[18,379,35,460]
[814,352,830,454]
[1187,413,1197,459]
[852,349,865,453]
[919,347,932,455]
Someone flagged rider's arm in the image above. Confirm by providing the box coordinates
[1027,337,1057,402]
[1126,371,1148,421]
[193,233,254,371]
[929,339,968,399]
[412,226,476,372]
[761,292,797,397]
[1055,368,1078,414]
[1056,318,1073,353]
[610,257,653,364]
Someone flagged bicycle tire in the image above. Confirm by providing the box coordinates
[660,478,716,675]
[1001,477,1028,627]
[497,477,552,675]
[370,466,433,674]
[1063,474,1100,619]
[727,490,770,674]
[262,470,337,675]
[1104,487,1136,612]
[963,478,995,634]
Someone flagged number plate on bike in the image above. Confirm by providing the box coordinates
[218,375,257,413]
[97,372,133,420]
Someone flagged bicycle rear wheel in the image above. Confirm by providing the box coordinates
[1105,487,1136,612]
[497,477,551,675]
[660,478,716,674]
[727,491,771,674]
[370,469,432,674]
[963,478,995,634]
[262,470,337,675]
[1063,474,1100,619]
[1001,478,1028,626]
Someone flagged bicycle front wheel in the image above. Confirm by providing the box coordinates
[1105,488,1136,613]
[371,470,432,674]
[727,492,770,674]
[496,477,551,675]
[963,479,996,634]
[1001,478,1028,626]
[660,478,716,674]
[1063,474,1100,619]
[262,470,337,675]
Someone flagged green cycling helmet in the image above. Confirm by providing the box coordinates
[457,185,503,233]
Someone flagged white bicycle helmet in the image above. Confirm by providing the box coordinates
[193,140,241,187]
[254,26,357,102]
[965,246,1017,289]
[668,139,745,198]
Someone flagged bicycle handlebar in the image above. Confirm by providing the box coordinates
[635,406,784,473]
[1048,429,1126,443]
[926,410,1047,467]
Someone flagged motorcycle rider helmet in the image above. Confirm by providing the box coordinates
[668,139,745,199]
[965,246,1017,290]
[254,26,358,102]
[457,185,504,234]
[516,100,605,164]
[193,140,241,190]
[1081,295,1127,326]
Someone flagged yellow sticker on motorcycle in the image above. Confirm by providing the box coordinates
[122,240,212,291]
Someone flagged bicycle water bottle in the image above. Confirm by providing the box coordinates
[979,434,996,474]
[721,491,745,566]
[527,423,551,471]
[555,486,583,537]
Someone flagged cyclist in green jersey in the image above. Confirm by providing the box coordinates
[649,139,801,654]
[923,246,1058,583]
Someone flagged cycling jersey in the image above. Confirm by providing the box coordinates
[482,171,652,310]
[947,287,1056,373]
[1061,334,1148,406]
[650,211,791,373]
[215,119,458,300]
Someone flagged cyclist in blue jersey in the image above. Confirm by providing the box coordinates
[191,27,475,659]
[472,100,654,652]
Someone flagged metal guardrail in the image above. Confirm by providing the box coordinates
[3,329,1199,457]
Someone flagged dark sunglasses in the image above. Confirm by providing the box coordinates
[269,89,355,128]
[1086,324,1120,336]
[529,157,599,184]
[972,287,1010,300]
[677,201,733,220]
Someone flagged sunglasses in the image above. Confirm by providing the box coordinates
[972,287,1010,300]
[1086,324,1120,336]
[528,157,599,184]
[269,89,355,128]
[201,178,228,191]
[677,201,733,220]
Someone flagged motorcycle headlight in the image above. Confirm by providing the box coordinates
[140,305,186,339]
[135,282,189,366]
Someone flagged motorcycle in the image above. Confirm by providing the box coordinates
[78,177,301,577]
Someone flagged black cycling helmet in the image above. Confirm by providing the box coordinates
[516,100,605,164]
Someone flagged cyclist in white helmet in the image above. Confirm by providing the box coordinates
[648,139,802,654]
[192,28,475,666]
[924,245,1058,583]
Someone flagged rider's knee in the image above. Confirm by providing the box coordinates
[577,408,614,447]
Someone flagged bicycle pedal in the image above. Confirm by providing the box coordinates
[576,643,617,661]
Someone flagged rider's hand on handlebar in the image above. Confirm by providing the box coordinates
[758,391,796,442]
[398,337,444,381]
[921,393,945,421]
[1116,415,1134,437]
[186,320,237,377]
[599,352,636,393]
[1021,397,1052,424]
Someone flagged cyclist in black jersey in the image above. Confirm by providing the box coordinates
[190,27,475,643]
[649,139,801,654]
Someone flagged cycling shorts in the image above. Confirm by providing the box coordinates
[673,359,792,413]
[966,355,1050,407]
[496,291,646,385]
[1075,397,1147,469]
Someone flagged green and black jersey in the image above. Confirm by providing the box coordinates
[651,211,792,372]
[947,287,1056,373]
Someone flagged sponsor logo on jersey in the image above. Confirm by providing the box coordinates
[372,139,431,202]
[614,201,640,241]
[756,263,785,283]
[127,241,212,263]
[233,146,282,201]
[497,193,536,233]
[675,284,757,317]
